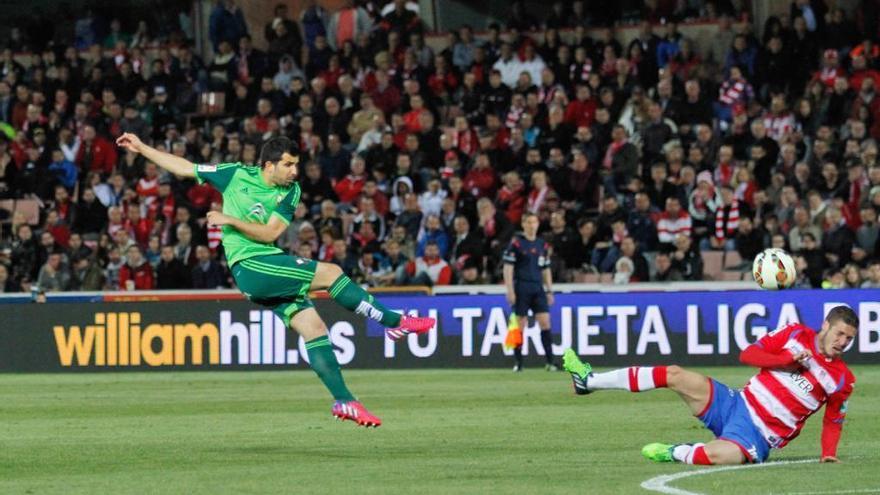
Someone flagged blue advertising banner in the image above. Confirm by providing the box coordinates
[366,289,880,366]
[1,289,877,371]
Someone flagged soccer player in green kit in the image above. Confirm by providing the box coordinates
[116,133,434,427]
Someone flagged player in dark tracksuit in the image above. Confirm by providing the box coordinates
[503,212,557,372]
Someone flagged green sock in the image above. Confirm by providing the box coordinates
[305,335,355,402]
[328,274,401,327]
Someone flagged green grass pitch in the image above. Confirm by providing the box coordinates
[1,367,878,494]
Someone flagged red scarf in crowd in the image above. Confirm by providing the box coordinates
[715,200,740,239]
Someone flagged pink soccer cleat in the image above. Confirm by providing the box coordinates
[332,400,382,427]
[386,315,436,341]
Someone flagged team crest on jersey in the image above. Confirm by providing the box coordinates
[276,194,284,205]
[248,203,267,222]
[197,164,217,172]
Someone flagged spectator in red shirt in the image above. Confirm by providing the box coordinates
[464,152,498,199]
[334,155,367,205]
[136,161,160,202]
[564,83,597,128]
[75,125,118,175]
[496,171,526,224]
[119,245,154,290]
[361,179,389,216]
[403,93,427,134]
[369,69,401,117]
[405,240,452,286]
[125,204,154,248]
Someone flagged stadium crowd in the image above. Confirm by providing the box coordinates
[1,0,880,294]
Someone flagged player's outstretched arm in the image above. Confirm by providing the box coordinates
[116,133,196,178]
[207,211,287,244]
[819,381,852,463]
[739,343,804,369]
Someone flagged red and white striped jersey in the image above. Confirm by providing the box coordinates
[762,112,796,143]
[741,323,854,450]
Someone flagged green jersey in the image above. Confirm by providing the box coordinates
[194,162,301,267]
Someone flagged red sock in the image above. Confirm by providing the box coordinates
[653,366,668,388]
[691,445,713,465]
[626,366,669,392]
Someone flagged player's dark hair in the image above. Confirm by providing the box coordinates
[259,136,296,168]
[825,306,859,329]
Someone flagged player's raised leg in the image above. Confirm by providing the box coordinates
[310,261,434,340]
[290,308,381,427]
[562,349,710,414]
[563,349,747,465]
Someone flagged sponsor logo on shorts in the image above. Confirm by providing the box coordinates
[197,164,217,172]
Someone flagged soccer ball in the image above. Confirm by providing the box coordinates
[752,248,797,290]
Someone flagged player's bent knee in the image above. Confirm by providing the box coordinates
[705,442,747,465]
[314,262,343,287]
[665,365,684,385]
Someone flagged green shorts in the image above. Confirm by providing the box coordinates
[231,253,318,326]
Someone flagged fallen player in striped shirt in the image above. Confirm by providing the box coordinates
[562,305,858,465]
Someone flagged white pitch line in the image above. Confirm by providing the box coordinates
[640,459,815,495]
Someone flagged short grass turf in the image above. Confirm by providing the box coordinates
[0,366,878,495]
